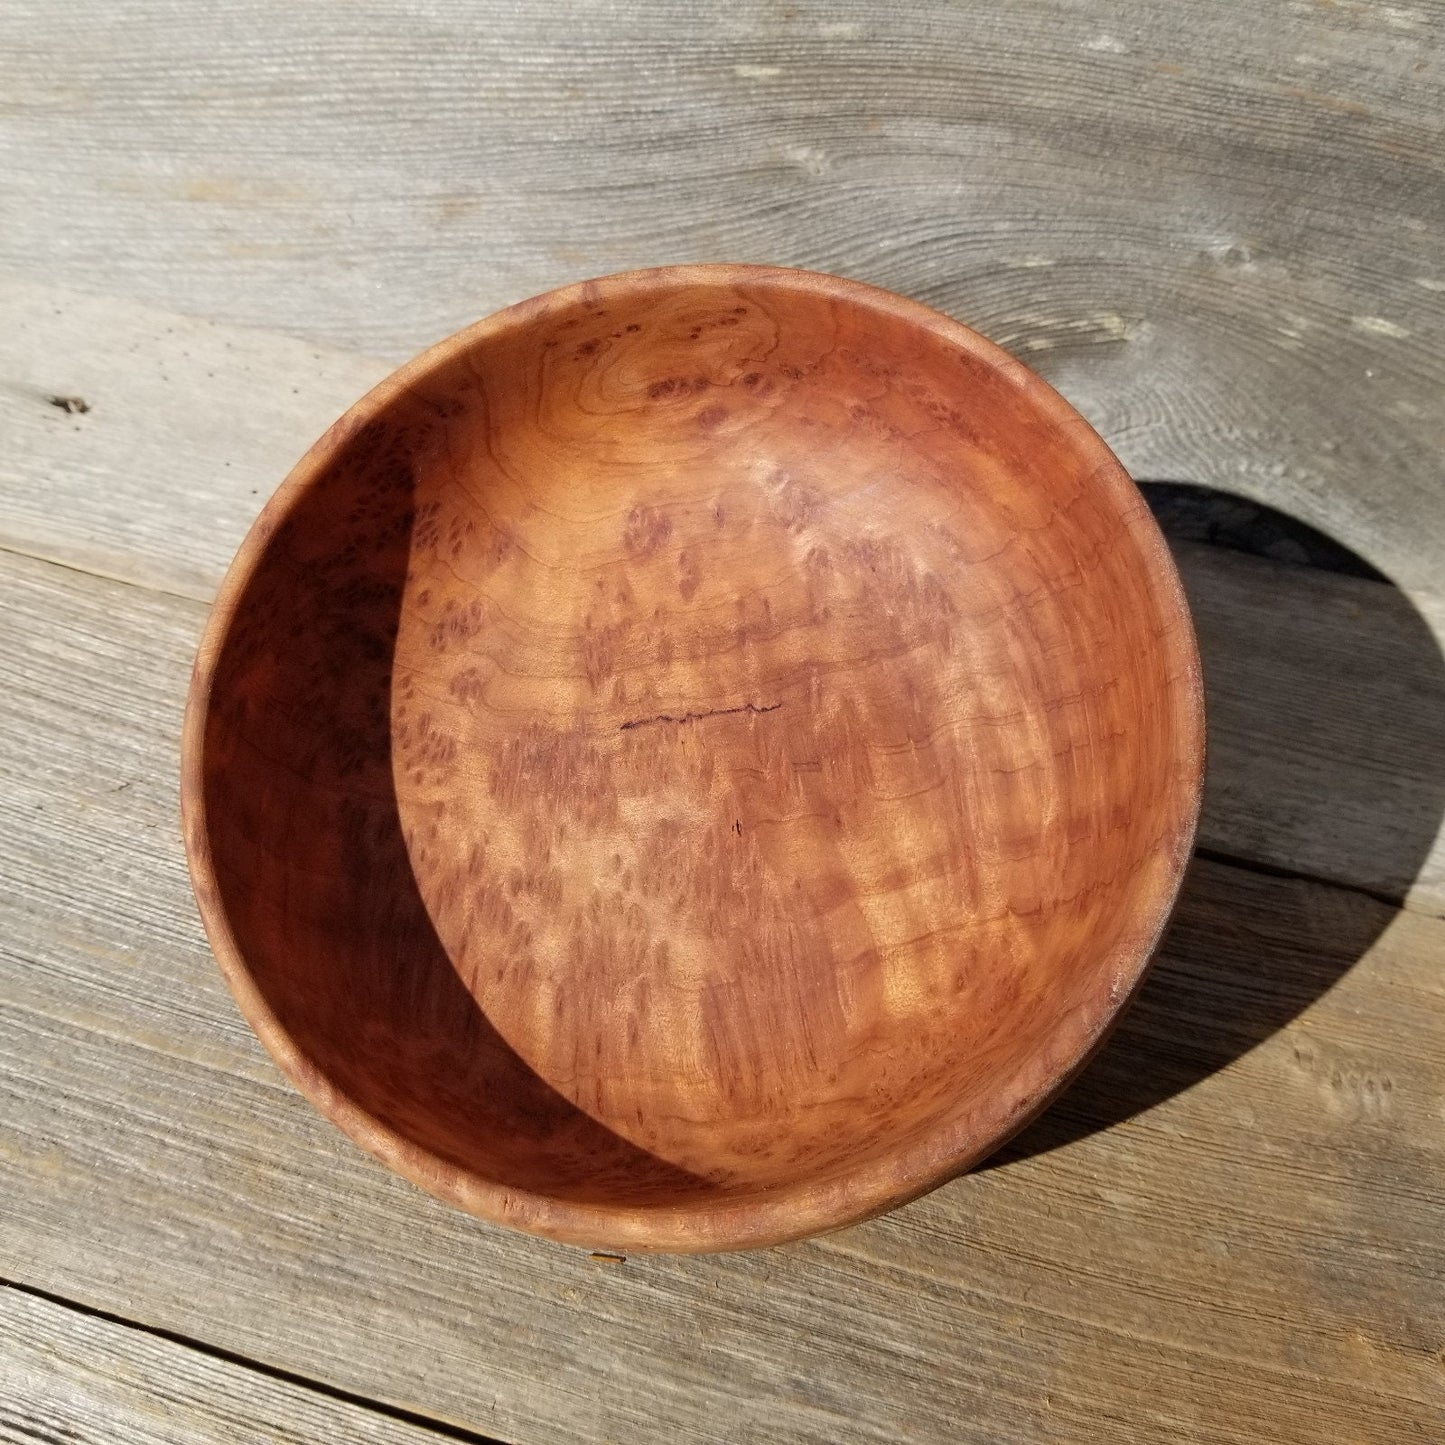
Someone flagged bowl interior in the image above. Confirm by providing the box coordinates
[190,269,1201,1248]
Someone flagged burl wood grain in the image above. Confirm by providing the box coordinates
[182,266,1204,1252]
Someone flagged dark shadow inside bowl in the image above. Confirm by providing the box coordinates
[200,413,712,1206]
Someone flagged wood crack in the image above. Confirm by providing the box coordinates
[619,700,782,731]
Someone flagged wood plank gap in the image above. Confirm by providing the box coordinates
[0,1277,507,1445]
[0,538,209,606]
[1191,845,1408,912]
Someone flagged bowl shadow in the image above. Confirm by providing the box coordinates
[989,481,1445,1166]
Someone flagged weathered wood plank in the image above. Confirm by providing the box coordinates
[0,1285,462,1445]
[2,278,1442,915]
[3,3,1442,1434]
[1,547,1442,1443]
[0,277,387,602]
[1,1,1441,619]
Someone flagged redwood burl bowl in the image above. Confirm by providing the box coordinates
[181,265,1204,1253]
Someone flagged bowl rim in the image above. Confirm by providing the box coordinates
[181,263,1206,1253]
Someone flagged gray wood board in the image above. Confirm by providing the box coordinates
[0,546,1441,1442]
[2,278,1441,913]
[0,1,1441,622]
[0,1284,460,1445]
[0,277,387,602]
[3,6,1444,1421]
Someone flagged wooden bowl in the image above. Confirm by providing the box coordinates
[182,265,1204,1253]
